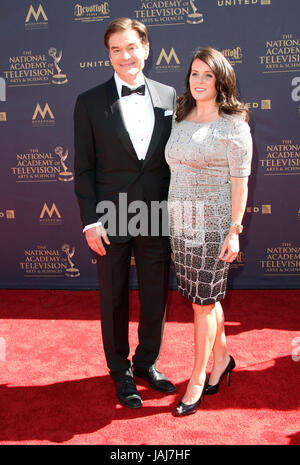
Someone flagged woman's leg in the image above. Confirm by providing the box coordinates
[180,302,216,405]
[208,301,231,386]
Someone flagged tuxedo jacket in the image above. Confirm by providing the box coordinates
[74,76,176,241]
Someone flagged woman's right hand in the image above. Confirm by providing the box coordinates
[219,232,239,263]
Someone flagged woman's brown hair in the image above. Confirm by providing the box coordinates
[176,47,249,122]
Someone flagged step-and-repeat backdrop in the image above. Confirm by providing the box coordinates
[1,0,299,290]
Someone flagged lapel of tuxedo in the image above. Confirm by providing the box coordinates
[106,76,165,166]
[143,78,165,166]
[106,77,139,163]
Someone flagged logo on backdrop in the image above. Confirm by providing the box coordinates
[217,0,271,7]
[155,48,181,73]
[221,47,243,66]
[186,0,203,23]
[73,2,110,23]
[25,4,48,30]
[79,57,111,70]
[259,242,300,276]
[259,139,300,176]
[55,146,74,181]
[133,0,204,26]
[245,99,271,110]
[48,48,68,84]
[0,209,15,220]
[61,244,80,277]
[39,202,62,226]
[230,251,246,270]
[32,103,55,127]
[246,204,272,214]
[4,49,67,87]
[20,245,80,278]
[0,77,7,122]
[11,147,73,183]
[259,34,300,73]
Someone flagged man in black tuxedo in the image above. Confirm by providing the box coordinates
[74,18,176,408]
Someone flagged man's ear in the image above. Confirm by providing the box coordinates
[144,43,150,60]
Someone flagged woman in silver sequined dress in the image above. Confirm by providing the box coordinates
[165,48,252,416]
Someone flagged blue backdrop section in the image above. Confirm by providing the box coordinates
[0,0,299,290]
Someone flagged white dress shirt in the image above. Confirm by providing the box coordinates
[114,72,154,160]
[83,72,155,233]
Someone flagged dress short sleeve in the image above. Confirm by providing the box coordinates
[227,117,253,177]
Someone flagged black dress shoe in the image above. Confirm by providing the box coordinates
[204,355,236,395]
[174,377,206,417]
[115,377,142,408]
[174,394,204,417]
[133,365,176,393]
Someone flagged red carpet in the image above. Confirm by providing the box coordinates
[0,289,299,445]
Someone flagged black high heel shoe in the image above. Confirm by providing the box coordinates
[205,355,235,395]
[174,378,206,417]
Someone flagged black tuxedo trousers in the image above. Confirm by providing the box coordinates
[74,76,176,379]
[97,235,171,379]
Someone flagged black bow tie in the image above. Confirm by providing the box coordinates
[121,84,145,97]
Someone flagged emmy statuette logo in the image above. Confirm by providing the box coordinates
[187,0,203,24]
[55,146,73,182]
[61,244,80,277]
[48,48,68,85]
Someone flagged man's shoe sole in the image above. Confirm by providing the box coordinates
[117,395,142,408]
